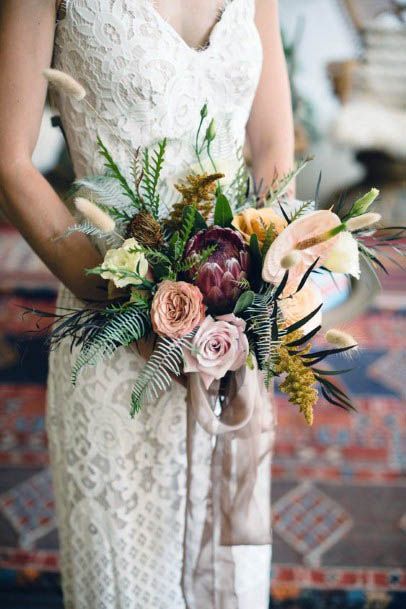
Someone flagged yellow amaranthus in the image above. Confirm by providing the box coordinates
[167,172,223,229]
[275,330,318,425]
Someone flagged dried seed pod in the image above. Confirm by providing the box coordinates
[127,211,164,248]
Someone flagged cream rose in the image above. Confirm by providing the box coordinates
[183,314,249,389]
[151,280,206,339]
[280,281,323,336]
[100,238,149,288]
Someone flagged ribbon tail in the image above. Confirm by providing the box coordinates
[182,366,275,608]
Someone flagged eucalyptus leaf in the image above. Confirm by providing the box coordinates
[233,290,255,315]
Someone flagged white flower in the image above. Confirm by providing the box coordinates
[324,232,360,279]
[100,238,149,288]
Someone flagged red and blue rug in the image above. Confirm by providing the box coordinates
[0,225,405,608]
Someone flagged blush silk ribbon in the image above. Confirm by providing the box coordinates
[182,363,275,608]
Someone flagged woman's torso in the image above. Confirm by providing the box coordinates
[53,0,263,208]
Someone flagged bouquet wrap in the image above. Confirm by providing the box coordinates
[182,364,274,608]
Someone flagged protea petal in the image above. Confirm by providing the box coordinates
[183,226,250,313]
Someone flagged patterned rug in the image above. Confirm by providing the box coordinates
[0,225,405,608]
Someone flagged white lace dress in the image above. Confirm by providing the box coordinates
[47,1,272,608]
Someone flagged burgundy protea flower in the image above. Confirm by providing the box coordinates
[183,226,250,314]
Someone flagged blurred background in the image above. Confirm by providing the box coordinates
[0,0,405,607]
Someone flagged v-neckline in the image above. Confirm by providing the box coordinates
[145,0,236,55]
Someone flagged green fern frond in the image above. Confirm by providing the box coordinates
[130,331,195,415]
[244,287,281,387]
[97,137,142,210]
[261,222,278,257]
[230,148,250,212]
[287,199,314,222]
[73,176,135,219]
[179,205,196,250]
[141,138,167,218]
[71,305,151,385]
[265,157,311,206]
[177,244,217,275]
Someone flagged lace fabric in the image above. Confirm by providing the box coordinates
[47,2,272,607]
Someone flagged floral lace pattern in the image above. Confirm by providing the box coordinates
[48,1,272,608]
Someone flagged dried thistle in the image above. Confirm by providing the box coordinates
[43,68,86,101]
[75,197,115,232]
[276,330,318,425]
[127,210,163,248]
[167,172,223,230]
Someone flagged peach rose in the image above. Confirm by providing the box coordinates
[151,280,206,339]
[232,207,286,245]
[280,281,323,336]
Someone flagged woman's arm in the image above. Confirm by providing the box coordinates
[0,0,104,300]
[247,0,295,196]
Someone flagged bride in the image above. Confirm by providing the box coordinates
[0,1,294,608]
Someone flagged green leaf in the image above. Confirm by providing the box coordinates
[345,188,379,219]
[193,209,208,233]
[180,205,196,247]
[97,137,141,210]
[233,290,255,315]
[249,234,262,288]
[141,138,167,218]
[214,193,233,227]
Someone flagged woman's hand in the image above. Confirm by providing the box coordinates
[0,1,106,301]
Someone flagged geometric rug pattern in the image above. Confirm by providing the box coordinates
[0,226,405,608]
[273,482,353,567]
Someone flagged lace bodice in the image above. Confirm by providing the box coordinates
[53,0,263,207]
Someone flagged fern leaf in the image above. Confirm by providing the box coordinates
[130,331,195,415]
[141,138,167,218]
[71,305,150,384]
[287,199,315,223]
[265,157,311,206]
[244,287,281,387]
[73,176,134,219]
[97,137,142,210]
[56,221,120,247]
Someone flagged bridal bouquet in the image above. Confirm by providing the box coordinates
[38,69,404,425]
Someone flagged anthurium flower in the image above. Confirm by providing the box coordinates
[324,231,360,279]
[262,210,342,290]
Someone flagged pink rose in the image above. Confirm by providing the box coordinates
[151,280,206,339]
[183,314,249,389]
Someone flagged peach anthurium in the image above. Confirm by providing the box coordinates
[262,210,342,290]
